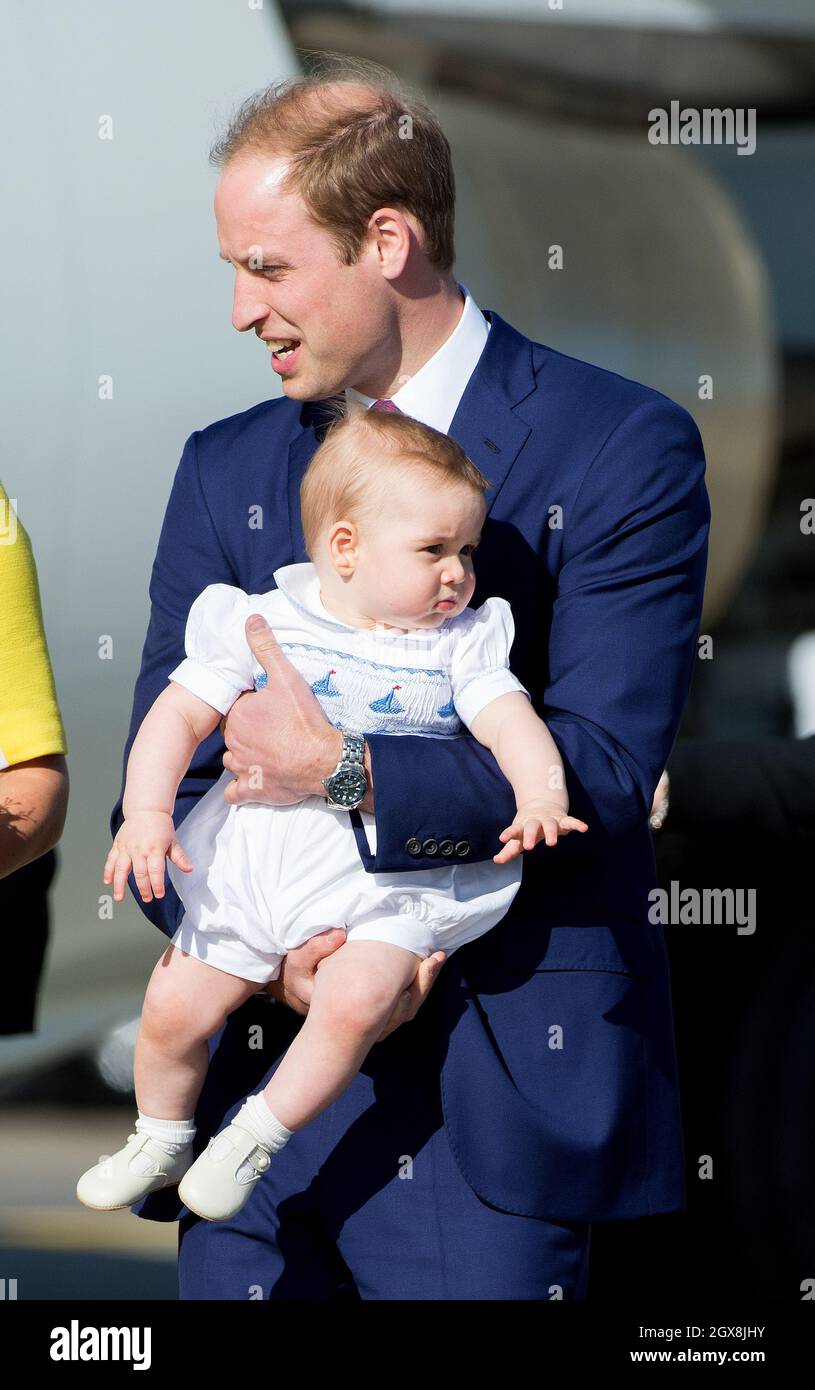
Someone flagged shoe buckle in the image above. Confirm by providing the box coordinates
[227,1123,273,1174]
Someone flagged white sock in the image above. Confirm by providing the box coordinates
[210,1093,293,1184]
[130,1111,196,1175]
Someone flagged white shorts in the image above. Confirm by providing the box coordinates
[166,770,522,983]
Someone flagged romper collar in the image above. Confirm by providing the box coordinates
[272,562,450,642]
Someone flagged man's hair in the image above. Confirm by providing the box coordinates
[209,54,455,271]
[299,406,491,562]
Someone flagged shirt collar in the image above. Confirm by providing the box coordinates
[272,561,447,643]
[344,282,490,434]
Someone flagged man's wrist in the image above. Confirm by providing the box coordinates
[313,727,343,796]
[314,728,374,813]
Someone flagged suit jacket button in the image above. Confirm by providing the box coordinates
[454,839,470,857]
[439,839,455,856]
[422,838,439,856]
[405,837,423,856]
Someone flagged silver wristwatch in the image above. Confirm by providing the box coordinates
[321,729,368,810]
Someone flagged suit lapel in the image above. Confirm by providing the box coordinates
[286,309,540,561]
[447,310,537,513]
[286,399,340,563]
[287,421,319,564]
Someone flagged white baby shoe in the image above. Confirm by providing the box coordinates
[76,1132,193,1211]
[177,1121,274,1222]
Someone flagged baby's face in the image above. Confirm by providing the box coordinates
[355,472,485,629]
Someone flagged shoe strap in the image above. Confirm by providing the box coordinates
[214,1122,272,1172]
[126,1131,176,1176]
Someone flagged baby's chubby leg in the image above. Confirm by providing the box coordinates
[135,944,261,1119]
[261,939,422,1131]
[167,941,425,1222]
[76,945,264,1212]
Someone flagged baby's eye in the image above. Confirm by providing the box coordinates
[422,544,479,556]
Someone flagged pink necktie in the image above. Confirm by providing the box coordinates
[370,398,402,413]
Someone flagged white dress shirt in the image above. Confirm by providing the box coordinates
[344,283,490,434]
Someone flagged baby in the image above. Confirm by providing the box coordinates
[77,407,587,1223]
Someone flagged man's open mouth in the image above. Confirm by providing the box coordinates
[266,338,300,360]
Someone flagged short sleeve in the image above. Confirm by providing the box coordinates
[167,584,256,715]
[0,484,67,767]
[448,596,531,729]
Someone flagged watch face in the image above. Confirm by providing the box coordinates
[327,766,367,805]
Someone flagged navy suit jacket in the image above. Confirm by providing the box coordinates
[113,309,710,1221]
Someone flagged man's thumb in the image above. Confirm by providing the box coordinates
[246,614,278,658]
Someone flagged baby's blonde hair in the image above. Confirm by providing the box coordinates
[299,405,492,561]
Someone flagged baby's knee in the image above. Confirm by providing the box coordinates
[142,956,221,1045]
[315,953,408,1035]
[324,983,392,1038]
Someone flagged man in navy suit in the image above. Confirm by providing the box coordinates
[112,69,710,1299]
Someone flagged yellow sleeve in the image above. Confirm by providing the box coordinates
[0,482,67,768]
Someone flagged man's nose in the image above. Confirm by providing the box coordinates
[231,276,270,333]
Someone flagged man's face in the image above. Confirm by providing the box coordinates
[215,155,396,401]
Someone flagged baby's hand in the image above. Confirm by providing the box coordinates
[103,811,193,904]
[493,801,589,864]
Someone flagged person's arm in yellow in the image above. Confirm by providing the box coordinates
[0,484,69,879]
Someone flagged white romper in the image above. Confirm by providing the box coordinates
[165,562,529,983]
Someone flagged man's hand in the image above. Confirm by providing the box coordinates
[373,949,446,1041]
[220,614,344,806]
[265,929,447,1041]
[649,769,670,830]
